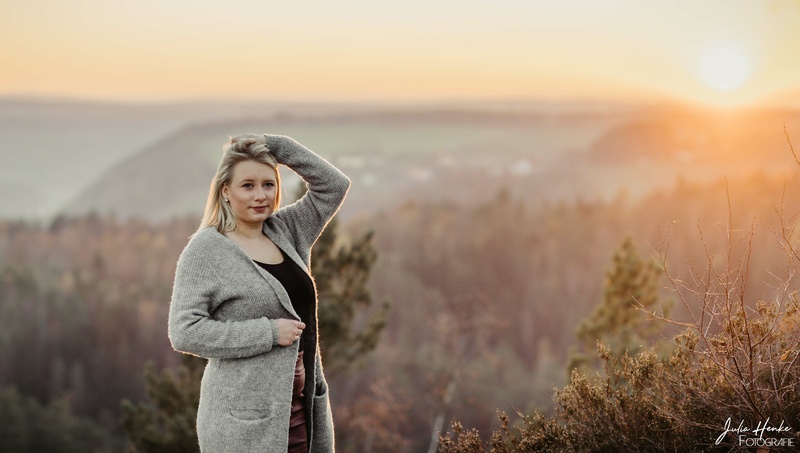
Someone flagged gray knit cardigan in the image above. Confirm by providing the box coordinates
[168,135,350,452]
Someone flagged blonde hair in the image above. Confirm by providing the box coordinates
[200,137,281,233]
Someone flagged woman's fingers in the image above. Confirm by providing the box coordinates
[295,321,306,340]
[276,319,307,346]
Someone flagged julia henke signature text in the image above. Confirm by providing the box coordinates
[716,417,795,448]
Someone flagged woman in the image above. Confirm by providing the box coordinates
[168,133,350,452]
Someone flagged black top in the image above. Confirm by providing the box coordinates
[254,249,315,348]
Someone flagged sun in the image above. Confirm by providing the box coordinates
[696,41,753,92]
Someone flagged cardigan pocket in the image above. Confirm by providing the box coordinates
[206,404,285,451]
[230,408,275,421]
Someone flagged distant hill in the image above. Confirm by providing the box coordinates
[0,97,416,220]
[65,122,222,221]
[60,105,800,222]
[0,98,291,220]
[61,110,629,221]
[587,107,800,165]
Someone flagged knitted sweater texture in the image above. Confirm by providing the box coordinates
[168,135,350,452]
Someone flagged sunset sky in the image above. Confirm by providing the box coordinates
[2,0,800,106]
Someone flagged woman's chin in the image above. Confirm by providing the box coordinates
[235,213,270,227]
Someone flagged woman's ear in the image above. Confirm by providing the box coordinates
[222,184,229,200]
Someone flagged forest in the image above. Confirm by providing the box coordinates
[2,154,800,451]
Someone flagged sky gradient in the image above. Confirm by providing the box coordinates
[2,0,800,106]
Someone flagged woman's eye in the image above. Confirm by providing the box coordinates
[243,183,253,188]
[264,182,274,188]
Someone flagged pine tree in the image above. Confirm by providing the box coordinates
[120,354,205,453]
[0,385,116,453]
[569,237,670,373]
[294,180,389,372]
[314,216,389,373]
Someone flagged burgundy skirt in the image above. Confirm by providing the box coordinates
[288,350,308,453]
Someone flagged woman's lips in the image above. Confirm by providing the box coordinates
[252,206,268,213]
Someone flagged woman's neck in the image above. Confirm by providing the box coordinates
[231,222,263,239]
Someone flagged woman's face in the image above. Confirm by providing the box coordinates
[222,160,279,228]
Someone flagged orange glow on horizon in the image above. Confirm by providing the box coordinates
[1,1,799,108]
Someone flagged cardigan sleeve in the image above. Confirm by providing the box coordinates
[266,135,351,250]
[168,239,280,359]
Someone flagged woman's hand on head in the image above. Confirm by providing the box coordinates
[275,318,306,346]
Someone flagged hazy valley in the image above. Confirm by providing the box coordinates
[4,99,799,223]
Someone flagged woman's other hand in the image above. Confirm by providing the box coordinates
[275,318,306,346]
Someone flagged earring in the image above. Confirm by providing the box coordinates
[224,198,229,203]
